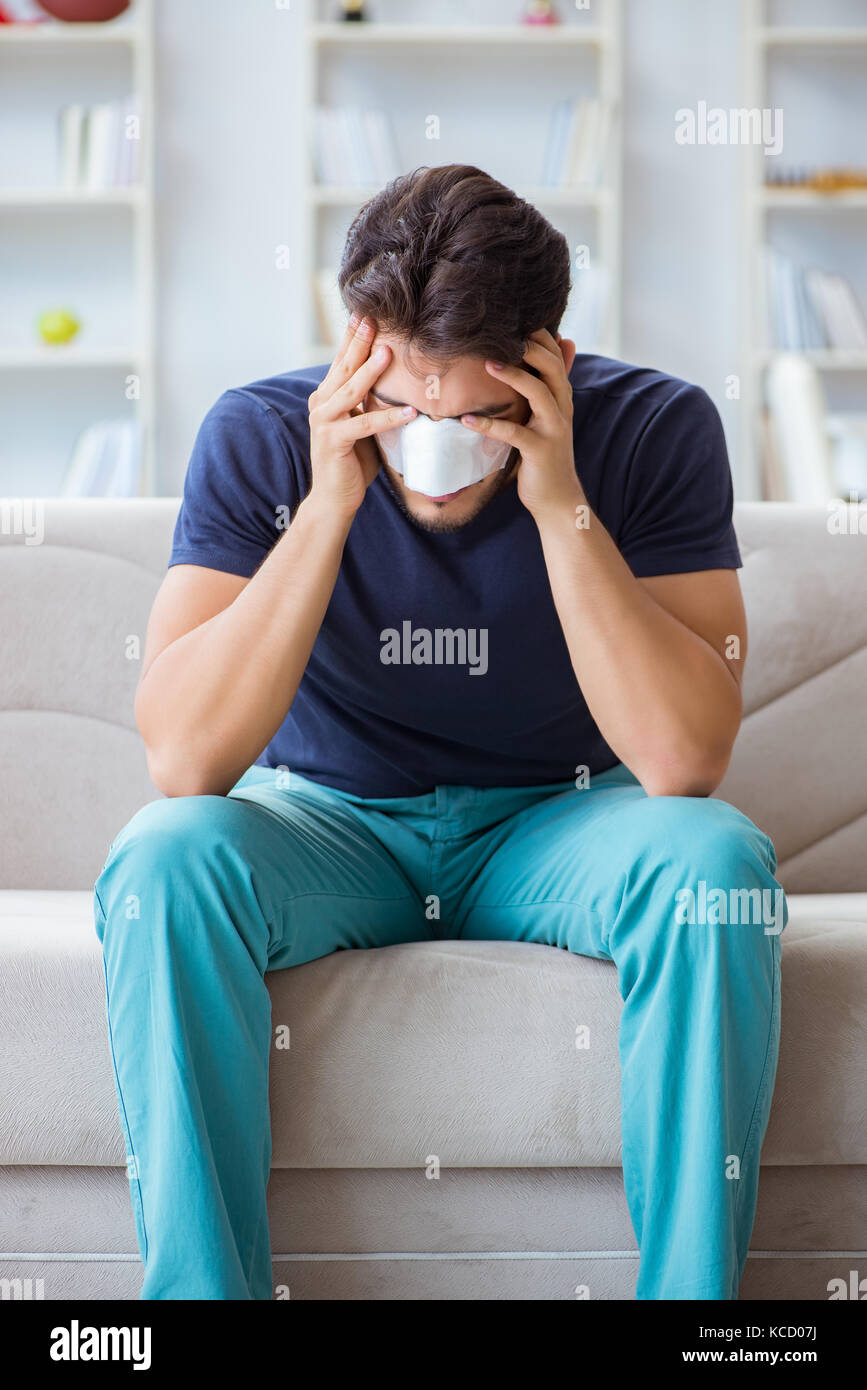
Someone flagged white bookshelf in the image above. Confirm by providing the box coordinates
[310,22,609,46]
[739,0,867,498]
[300,0,623,369]
[0,0,155,496]
[756,25,867,47]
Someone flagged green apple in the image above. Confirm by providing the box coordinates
[37,309,81,346]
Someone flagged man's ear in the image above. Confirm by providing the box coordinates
[557,335,577,376]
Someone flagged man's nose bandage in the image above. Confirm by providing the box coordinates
[375,412,513,497]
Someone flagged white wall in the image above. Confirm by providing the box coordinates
[155,0,303,490]
[154,0,744,494]
[621,0,741,466]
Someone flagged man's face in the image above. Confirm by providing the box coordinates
[362,331,531,533]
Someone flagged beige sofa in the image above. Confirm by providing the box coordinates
[1,498,865,1301]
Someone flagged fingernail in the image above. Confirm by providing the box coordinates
[488,361,504,370]
[463,414,477,424]
[348,311,360,329]
[401,405,415,416]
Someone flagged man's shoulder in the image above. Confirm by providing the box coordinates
[569,352,716,424]
[216,362,331,428]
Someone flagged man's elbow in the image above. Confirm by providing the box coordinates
[143,743,228,800]
[638,746,734,800]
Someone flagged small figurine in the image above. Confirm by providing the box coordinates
[339,0,366,21]
[521,1,560,25]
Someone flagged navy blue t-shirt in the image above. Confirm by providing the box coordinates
[169,353,741,797]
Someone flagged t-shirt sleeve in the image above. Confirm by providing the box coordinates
[616,383,742,577]
[168,388,305,578]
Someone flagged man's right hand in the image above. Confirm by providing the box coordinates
[307,313,416,520]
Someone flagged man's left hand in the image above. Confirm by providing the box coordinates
[460,328,581,524]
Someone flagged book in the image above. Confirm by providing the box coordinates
[312,267,346,349]
[61,419,142,497]
[58,105,86,189]
[560,263,609,351]
[765,246,867,352]
[764,353,836,502]
[56,96,140,190]
[541,97,615,188]
[84,103,119,191]
[810,271,867,350]
[313,105,401,188]
[541,99,572,186]
[363,109,401,185]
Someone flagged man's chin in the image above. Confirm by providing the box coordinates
[383,460,517,533]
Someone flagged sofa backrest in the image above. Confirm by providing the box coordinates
[0,499,864,892]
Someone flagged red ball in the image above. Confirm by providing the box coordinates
[37,0,131,21]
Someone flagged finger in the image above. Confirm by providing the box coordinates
[314,314,378,405]
[321,342,394,419]
[336,310,362,359]
[310,311,360,399]
[484,359,561,430]
[341,402,417,441]
[520,335,574,416]
[459,411,535,454]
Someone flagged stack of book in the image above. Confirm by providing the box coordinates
[540,98,616,189]
[312,267,346,350]
[312,106,401,188]
[561,264,609,352]
[764,247,867,352]
[58,97,140,191]
[61,418,142,497]
[761,354,836,503]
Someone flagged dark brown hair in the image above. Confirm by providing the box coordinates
[337,164,571,374]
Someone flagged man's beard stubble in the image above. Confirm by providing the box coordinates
[375,445,520,534]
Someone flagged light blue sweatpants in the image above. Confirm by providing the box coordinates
[93,761,785,1301]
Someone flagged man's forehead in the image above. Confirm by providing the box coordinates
[371,339,514,406]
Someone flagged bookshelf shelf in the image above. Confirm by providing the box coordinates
[756,26,867,48]
[310,23,609,48]
[756,189,867,209]
[0,21,140,46]
[0,186,143,207]
[308,183,611,207]
[0,0,155,496]
[754,348,867,370]
[302,1,623,365]
[0,347,140,369]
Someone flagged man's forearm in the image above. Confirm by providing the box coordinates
[136,493,353,797]
[533,486,742,797]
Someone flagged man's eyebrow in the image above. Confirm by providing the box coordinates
[371,389,512,416]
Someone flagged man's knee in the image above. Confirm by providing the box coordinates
[94,794,248,939]
[621,792,773,873]
[611,794,786,941]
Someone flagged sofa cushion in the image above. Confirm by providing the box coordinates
[1,890,864,1169]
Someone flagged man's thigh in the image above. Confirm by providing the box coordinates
[99,767,430,972]
[228,769,432,969]
[452,767,645,958]
[454,766,780,961]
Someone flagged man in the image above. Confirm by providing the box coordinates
[94,164,785,1301]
